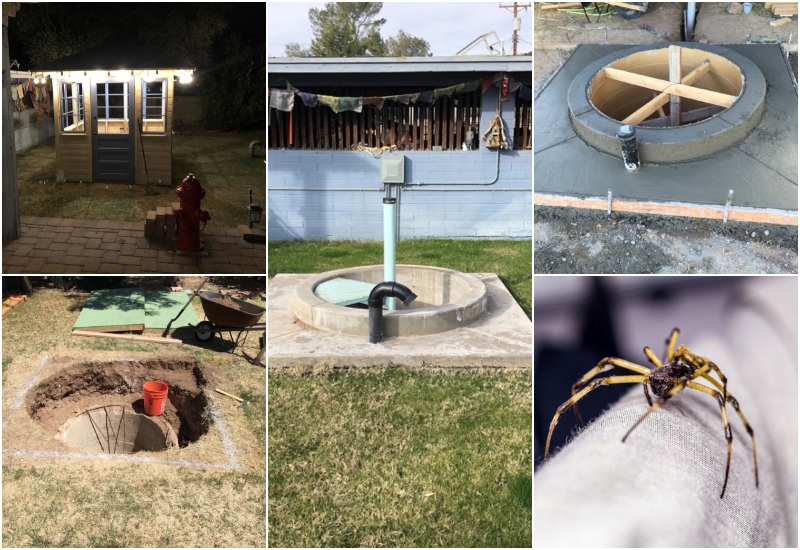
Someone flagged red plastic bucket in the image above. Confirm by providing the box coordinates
[143,381,168,416]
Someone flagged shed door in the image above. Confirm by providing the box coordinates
[90,77,135,182]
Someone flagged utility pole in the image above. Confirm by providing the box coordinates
[499,2,531,55]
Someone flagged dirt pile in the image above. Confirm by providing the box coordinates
[26,352,212,445]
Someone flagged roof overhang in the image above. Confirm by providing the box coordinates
[268,55,532,75]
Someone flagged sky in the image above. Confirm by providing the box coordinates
[267,1,532,57]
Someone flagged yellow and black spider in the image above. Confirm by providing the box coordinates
[544,328,758,498]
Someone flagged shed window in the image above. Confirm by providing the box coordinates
[60,82,85,133]
[142,79,166,134]
[96,82,129,134]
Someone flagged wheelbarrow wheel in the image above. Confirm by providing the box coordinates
[195,321,215,343]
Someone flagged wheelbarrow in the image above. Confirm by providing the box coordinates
[193,291,266,361]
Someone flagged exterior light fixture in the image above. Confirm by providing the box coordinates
[179,74,193,84]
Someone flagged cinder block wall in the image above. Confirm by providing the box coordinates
[268,88,532,240]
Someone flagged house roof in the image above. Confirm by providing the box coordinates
[268,55,531,75]
[32,41,195,72]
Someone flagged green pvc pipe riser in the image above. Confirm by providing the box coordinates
[383,199,397,310]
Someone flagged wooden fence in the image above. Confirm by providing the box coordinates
[269,86,484,151]
[513,94,532,150]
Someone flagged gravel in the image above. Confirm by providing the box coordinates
[534,206,798,274]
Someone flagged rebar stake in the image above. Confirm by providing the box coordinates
[723,189,734,223]
[608,189,612,214]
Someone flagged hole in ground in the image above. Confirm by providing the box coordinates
[58,405,178,453]
[26,353,212,452]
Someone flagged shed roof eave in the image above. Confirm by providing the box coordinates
[268,55,532,74]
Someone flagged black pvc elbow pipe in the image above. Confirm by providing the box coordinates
[368,281,417,344]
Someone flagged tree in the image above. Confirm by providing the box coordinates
[287,2,432,58]
[385,30,431,57]
[284,42,311,57]
[308,2,386,57]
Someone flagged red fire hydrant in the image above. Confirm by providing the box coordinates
[174,173,210,252]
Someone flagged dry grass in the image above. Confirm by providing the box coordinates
[2,280,265,548]
[268,367,532,547]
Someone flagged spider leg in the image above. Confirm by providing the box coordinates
[643,381,653,407]
[571,358,651,427]
[696,372,758,488]
[622,376,690,443]
[686,381,733,499]
[664,328,680,363]
[644,346,663,368]
[545,375,648,461]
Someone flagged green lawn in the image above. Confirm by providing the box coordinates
[268,239,532,318]
[14,130,265,228]
[268,368,531,547]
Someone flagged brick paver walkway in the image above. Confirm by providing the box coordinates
[2,217,266,274]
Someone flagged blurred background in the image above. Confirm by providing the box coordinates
[533,276,798,466]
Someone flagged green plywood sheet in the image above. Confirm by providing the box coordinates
[73,287,146,330]
[144,291,200,330]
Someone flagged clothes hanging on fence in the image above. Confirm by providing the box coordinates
[30,91,45,116]
[338,97,363,113]
[298,91,318,107]
[269,88,294,112]
[416,91,434,104]
[460,79,480,93]
[21,90,34,109]
[363,96,385,109]
[384,94,411,104]
[433,83,464,99]
[11,86,17,101]
[26,79,33,92]
[519,85,532,101]
[481,73,500,94]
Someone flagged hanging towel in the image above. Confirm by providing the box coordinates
[433,83,464,99]
[519,85,532,101]
[269,88,294,112]
[417,91,434,104]
[26,79,33,92]
[17,84,24,100]
[460,80,480,93]
[11,86,17,101]
[30,92,45,116]
[21,90,34,109]
[384,94,412,104]
[35,86,39,101]
[408,92,421,103]
[338,97,363,113]
[298,91,318,107]
[317,95,339,112]
[363,96,385,109]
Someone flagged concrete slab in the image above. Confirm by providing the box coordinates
[268,273,532,368]
[534,44,798,211]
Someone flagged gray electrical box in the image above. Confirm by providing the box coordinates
[380,155,405,184]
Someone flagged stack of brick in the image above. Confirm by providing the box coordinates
[144,204,178,242]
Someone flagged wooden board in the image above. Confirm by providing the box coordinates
[669,45,682,126]
[623,61,711,125]
[534,193,798,226]
[2,296,26,319]
[75,324,145,333]
[605,66,734,109]
[72,330,183,345]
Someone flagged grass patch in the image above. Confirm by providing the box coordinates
[268,239,532,317]
[14,130,265,228]
[2,279,265,548]
[268,368,532,547]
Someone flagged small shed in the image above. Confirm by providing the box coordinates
[32,41,194,184]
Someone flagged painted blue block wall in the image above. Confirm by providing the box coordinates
[268,88,532,240]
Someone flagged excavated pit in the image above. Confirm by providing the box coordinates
[26,352,211,453]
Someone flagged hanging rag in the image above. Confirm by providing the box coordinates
[269,88,294,112]
[433,83,464,99]
[506,77,522,93]
[30,92,45,116]
[16,84,24,100]
[34,86,39,101]
[481,73,500,95]
[519,85,532,101]
[408,92,421,103]
[40,92,52,115]
[298,91,318,107]
[26,79,33,92]
[11,86,17,101]
[317,95,339,112]
[384,94,412,104]
[22,90,34,110]
[460,80,480,93]
[338,97,363,113]
[363,96,385,109]
[417,91,434,104]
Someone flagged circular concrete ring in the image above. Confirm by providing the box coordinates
[56,405,178,453]
[292,264,488,338]
[568,43,765,163]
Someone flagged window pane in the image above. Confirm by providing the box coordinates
[97,95,106,107]
[145,81,163,95]
[108,82,125,94]
[145,97,162,108]
[108,107,125,119]
[108,95,124,108]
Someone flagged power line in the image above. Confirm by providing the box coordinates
[499,2,531,55]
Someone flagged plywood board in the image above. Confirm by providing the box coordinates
[73,287,146,331]
[143,291,200,331]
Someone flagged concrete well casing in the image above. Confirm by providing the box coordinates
[568,43,766,163]
[292,264,488,338]
[56,405,178,453]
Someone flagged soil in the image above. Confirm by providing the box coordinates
[26,351,213,446]
[534,206,798,274]
[694,2,798,44]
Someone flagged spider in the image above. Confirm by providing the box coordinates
[543,328,758,498]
